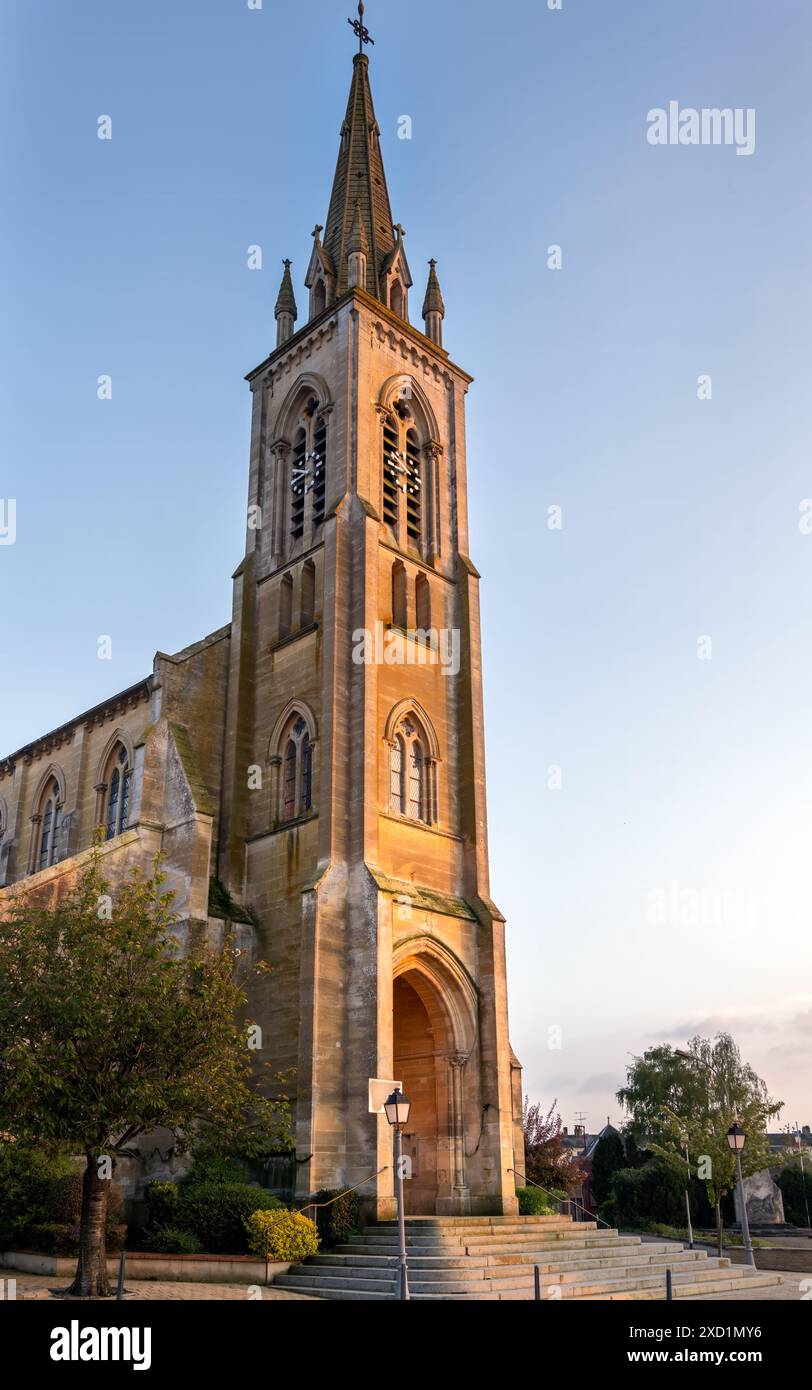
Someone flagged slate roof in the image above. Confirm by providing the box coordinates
[322,54,396,301]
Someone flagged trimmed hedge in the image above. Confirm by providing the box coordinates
[176,1183,282,1254]
[144,1181,181,1228]
[517,1186,562,1216]
[143,1226,204,1255]
[26,1221,127,1256]
[308,1189,361,1246]
[245,1209,319,1263]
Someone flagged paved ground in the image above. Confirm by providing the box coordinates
[683,1273,808,1301]
[4,1267,806,1301]
[4,1271,316,1301]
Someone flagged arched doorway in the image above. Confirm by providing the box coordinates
[393,976,441,1214]
[392,945,478,1215]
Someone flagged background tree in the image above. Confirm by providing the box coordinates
[589,1130,627,1206]
[0,850,290,1297]
[522,1098,584,1195]
[618,1034,780,1254]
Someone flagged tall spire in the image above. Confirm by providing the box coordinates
[322,41,396,302]
[274,259,297,346]
[422,259,445,346]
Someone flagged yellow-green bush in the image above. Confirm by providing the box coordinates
[244,1208,319,1263]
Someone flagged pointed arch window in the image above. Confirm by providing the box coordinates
[388,715,433,825]
[38,778,62,871]
[382,415,400,529]
[104,744,133,841]
[283,739,297,820]
[290,428,307,541]
[405,428,422,546]
[279,572,293,640]
[392,560,407,629]
[277,714,315,823]
[415,573,431,632]
[300,559,316,628]
[288,398,329,544]
[381,404,423,551]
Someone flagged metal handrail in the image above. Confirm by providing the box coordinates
[509,1167,613,1229]
[297,1166,390,1220]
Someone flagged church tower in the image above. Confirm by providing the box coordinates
[220,11,523,1217]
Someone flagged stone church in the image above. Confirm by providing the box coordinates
[0,38,524,1218]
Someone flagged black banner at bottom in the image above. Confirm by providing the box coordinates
[2,1293,808,1377]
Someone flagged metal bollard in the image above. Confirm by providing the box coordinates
[534,1265,541,1301]
[116,1250,126,1301]
[666,1267,673,1301]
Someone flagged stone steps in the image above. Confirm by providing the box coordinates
[273,1215,785,1302]
[279,1258,736,1294]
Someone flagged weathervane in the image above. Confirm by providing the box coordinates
[348,1,374,53]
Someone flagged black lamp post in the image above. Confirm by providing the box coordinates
[727,1122,755,1267]
[384,1088,411,1300]
[680,1133,694,1249]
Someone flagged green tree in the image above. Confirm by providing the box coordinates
[0,849,290,1297]
[618,1034,781,1255]
[590,1131,627,1206]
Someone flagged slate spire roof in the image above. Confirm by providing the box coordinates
[322,52,396,301]
[422,259,445,320]
[274,258,298,320]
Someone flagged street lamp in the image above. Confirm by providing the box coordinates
[384,1088,411,1300]
[680,1133,694,1249]
[727,1123,755,1267]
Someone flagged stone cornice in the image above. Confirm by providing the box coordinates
[0,680,152,781]
[245,287,473,389]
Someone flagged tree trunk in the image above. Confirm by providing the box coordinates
[68,1154,111,1297]
[715,1198,723,1259]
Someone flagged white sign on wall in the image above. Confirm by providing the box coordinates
[368,1078,402,1115]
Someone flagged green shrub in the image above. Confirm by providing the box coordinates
[144,1181,181,1228]
[143,1226,204,1255]
[603,1159,686,1229]
[0,1144,73,1251]
[517,1186,561,1215]
[245,1209,319,1264]
[177,1183,282,1254]
[181,1150,246,1189]
[776,1164,812,1227]
[26,1223,79,1256]
[308,1189,361,1246]
[45,1172,84,1224]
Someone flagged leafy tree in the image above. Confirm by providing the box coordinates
[522,1098,584,1195]
[590,1131,627,1206]
[617,1045,704,1144]
[0,849,290,1296]
[618,1034,781,1255]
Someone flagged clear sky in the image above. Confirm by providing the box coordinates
[3,0,810,1129]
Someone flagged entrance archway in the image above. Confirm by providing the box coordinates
[392,941,478,1215]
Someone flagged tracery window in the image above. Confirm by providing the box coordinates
[104,744,133,841]
[37,778,63,871]
[289,397,328,543]
[388,715,431,825]
[381,404,423,549]
[279,715,314,822]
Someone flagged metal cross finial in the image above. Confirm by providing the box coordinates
[348,1,374,53]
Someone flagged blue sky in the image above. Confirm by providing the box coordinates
[3,0,811,1128]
